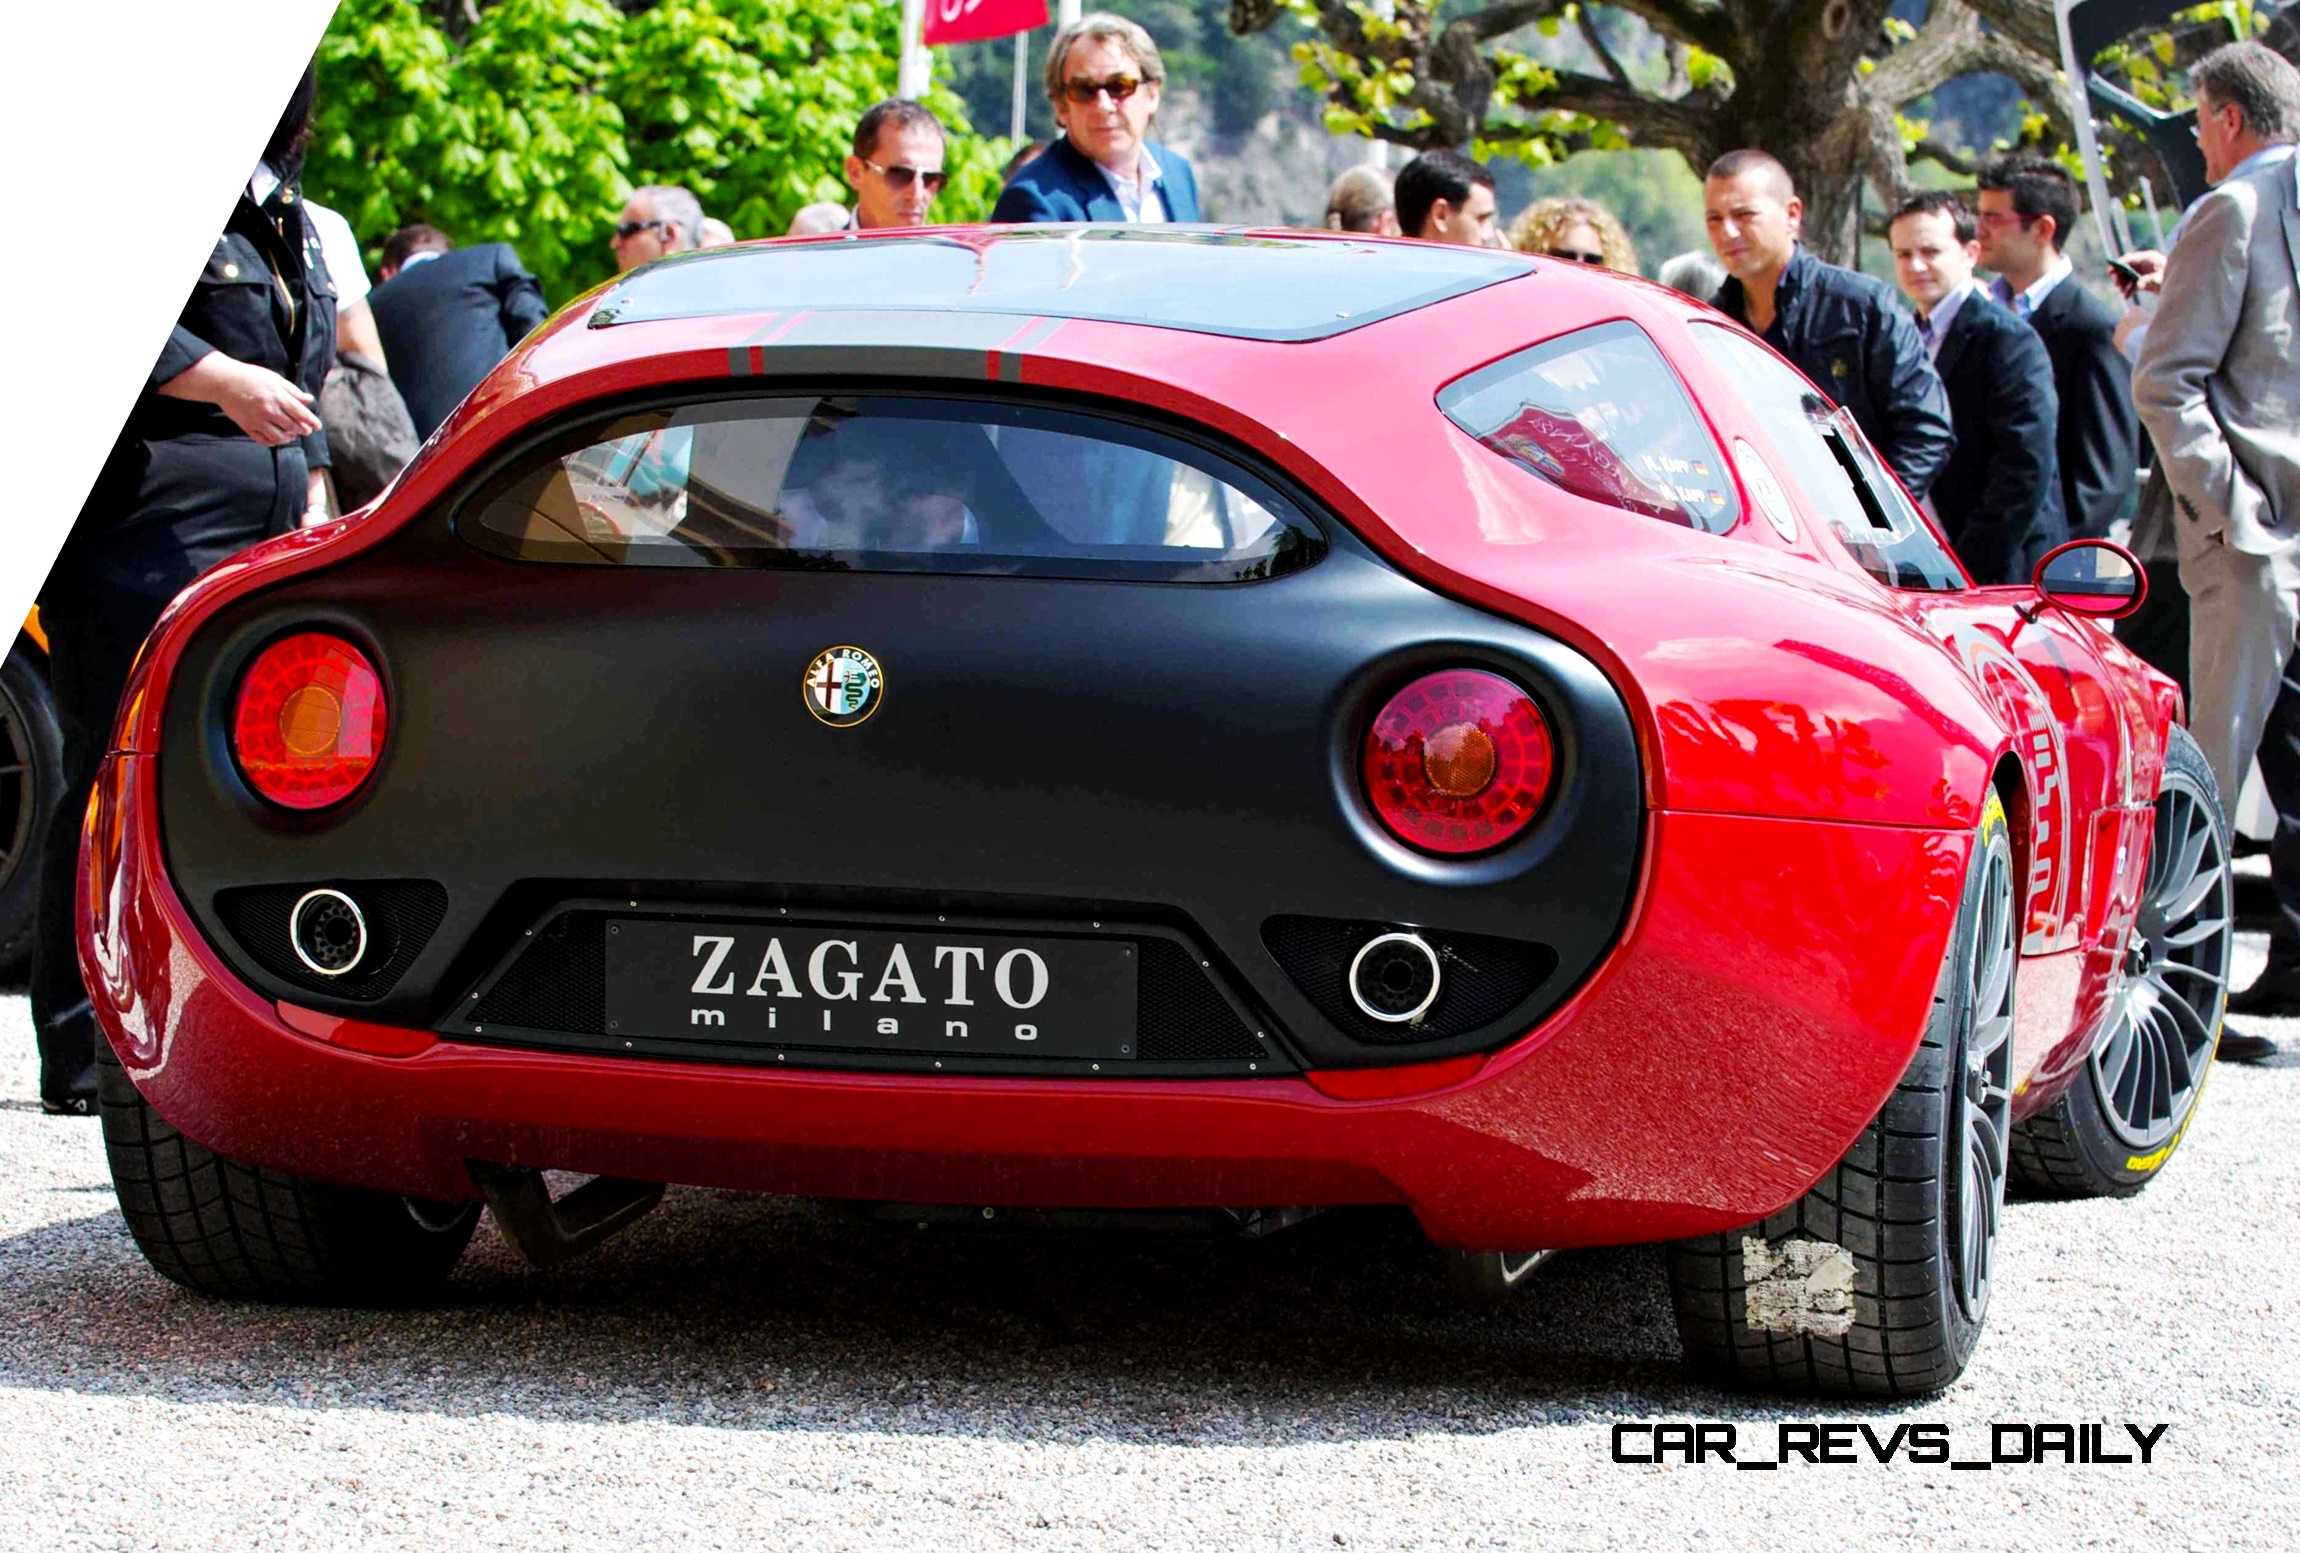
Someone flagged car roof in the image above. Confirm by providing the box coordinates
[586,224,1529,343]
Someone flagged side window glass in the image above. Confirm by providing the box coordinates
[1826,414,1966,590]
[1690,324,1964,591]
[1438,320,1740,534]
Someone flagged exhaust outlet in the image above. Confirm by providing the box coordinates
[288,888,368,977]
[1348,931,1441,1024]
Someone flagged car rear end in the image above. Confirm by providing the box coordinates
[80,231,1956,1254]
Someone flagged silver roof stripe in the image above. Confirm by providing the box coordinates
[724,313,789,377]
[997,316,1066,383]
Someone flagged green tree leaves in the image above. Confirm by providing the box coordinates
[309,0,1011,305]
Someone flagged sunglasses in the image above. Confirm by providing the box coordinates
[1547,246,1607,266]
[1063,74,1144,105]
[613,218,669,240]
[861,159,948,195]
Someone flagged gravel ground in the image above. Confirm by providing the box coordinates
[2,884,2296,1552]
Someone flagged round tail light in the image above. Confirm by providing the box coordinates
[1362,669,1553,855]
[231,633,388,810]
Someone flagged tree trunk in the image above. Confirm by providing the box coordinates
[1704,0,1899,266]
[1239,0,2086,269]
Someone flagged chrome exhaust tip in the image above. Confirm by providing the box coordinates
[1348,931,1441,1024]
[288,888,368,977]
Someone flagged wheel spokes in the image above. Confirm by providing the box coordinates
[2164,914,2231,949]
[2099,772,2228,1145]
[1955,836,2015,1322]
[1977,918,2015,1025]
[2163,860,2222,925]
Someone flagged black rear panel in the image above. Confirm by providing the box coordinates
[159,401,1642,1073]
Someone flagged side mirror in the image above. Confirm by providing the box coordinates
[2032,538,2147,620]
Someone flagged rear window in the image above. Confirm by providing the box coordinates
[587,228,1522,342]
[1437,320,1740,534]
[459,393,1322,583]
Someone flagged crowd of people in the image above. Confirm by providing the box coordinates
[24,14,2300,1109]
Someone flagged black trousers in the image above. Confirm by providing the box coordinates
[2117,559,2192,705]
[30,586,171,1101]
[32,437,299,1103]
[2252,646,2300,971]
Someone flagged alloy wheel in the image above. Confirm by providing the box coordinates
[0,670,37,904]
[2092,781,2232,1150]
[1955,828,2016,1322]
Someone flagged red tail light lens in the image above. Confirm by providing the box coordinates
[231,633,388,810]
[1363,670,1553,855]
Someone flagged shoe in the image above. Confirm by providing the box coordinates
[2216,1027,2281,1064]
[38,1093,95,1117]
[2225,967,2300,1016]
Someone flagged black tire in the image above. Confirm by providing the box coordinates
[0,637,64,979]
[1666,789,2016,1397]
[96,1038,479,1302]
[2012,725,2230,1198]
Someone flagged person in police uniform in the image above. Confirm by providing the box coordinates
[30,66,337,1113]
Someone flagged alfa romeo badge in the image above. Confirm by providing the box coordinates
[803,644,885,728]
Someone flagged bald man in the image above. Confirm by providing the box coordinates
[1705,149,1954,499]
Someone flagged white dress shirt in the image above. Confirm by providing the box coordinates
[1093,145,1168,224]
[1918,280,1977,360]
[1989,253,2071,319]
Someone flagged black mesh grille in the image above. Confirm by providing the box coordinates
[463,909,1264,1064]
[1134,937,1260,1060]
[1262,914,1557,1046]
[213,880,447,1002]
[466,911,606,1033]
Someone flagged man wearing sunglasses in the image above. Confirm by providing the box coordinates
[845,100,950,231]
[609,185,704,272]
[991,13,1201,226]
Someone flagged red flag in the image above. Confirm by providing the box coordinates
[923,0,1048,48]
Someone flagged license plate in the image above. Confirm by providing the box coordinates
[602,919,1139,1060]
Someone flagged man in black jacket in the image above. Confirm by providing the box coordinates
[1976,155,2138,541]
[1888,192,2067,583]
[35,68,336,1113]
[1706,150,1954,499]
[367,224,550,438]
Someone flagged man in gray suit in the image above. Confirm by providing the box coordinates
[2132,41,2300,1059]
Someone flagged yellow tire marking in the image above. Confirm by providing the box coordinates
[2124,1018,2220,1174]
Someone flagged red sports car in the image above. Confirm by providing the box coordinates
[79,227,2230,1397]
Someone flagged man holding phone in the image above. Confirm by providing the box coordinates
[2129,42,2300,1060]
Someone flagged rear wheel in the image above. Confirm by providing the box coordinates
[1666,788,2015,1397]
[2012,726,2230,1198]
[97,1039,478,1302]
[0,638,63,977]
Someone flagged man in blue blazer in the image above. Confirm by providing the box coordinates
[1889,191,2067,585]
[991,12,1200,224]
[368,224,550,438]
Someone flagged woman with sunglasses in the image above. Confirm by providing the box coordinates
[990,13,1201,226]
[1508,196,1640,275]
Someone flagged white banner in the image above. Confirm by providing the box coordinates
[0,1,339,632]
